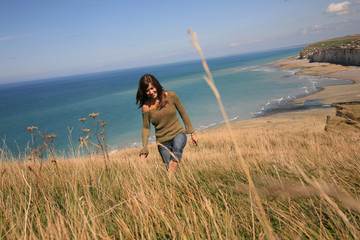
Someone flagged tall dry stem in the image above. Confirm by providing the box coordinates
[188,28,275,239]
[21,170,32,240]
[67,126,76,159]
[27,126,38,163]
[79,114,110,171]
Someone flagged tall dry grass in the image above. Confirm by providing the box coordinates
[1,30,360,239]
[1,127,360,239]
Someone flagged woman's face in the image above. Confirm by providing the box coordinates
[146,83,158,100]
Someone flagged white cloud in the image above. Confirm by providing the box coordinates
[325,1,359,15]
[300,18,360,38]
[0,35,23,41]
[302,24,325,35]
[230,39,262,47]
[312,24,324,30]
[152,52,178,59]
[250,39,263,44]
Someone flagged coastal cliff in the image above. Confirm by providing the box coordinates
[311,49,360,66]
[300,34,360,66]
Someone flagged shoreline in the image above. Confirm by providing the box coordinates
[208,56,360,133]
[108,56,360,155]
[278,56,360,105]
[122,56,360,153]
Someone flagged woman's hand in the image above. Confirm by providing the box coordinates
[140,153,147,159]
[191,133,198,146]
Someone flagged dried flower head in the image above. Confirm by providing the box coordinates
[78,118,87,122]
[100,122,107,127]
[100,130,105,135]
[89,113,99,118]
[82,129,90,133]
[46,134,57,139]
[27,126,38,132]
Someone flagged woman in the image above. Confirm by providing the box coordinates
[136,74,198,173]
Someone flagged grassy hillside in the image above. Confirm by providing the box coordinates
[1,120,360,239]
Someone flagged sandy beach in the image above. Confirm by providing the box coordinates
[212,56,360,133]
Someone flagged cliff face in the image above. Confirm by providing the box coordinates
[311,49,360,66]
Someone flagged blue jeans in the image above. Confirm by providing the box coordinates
[157,133,187,167]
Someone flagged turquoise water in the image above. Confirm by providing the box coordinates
[0,47,352,154]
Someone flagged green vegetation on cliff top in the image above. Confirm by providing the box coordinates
[307,34,360,48]
[300,34,360,58]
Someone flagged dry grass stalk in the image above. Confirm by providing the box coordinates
[78,113,110,171]
[21,170,32,240]
[67,126,76,159]
[188,28,275,239]
[27,126,38,163]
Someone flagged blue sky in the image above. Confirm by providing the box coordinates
[1,0,360,84]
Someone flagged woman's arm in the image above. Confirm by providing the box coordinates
[171,91,198,145]
[140,111,150,157]
[171,92,194,133]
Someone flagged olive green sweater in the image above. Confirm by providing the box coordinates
[140,91,195,155]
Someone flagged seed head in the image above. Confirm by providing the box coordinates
[89,113,99,118]
[100,122,107,127]
[27,126,38,132]
[46,134,57,139]
[82,129,90,133]
[78,118,87,122]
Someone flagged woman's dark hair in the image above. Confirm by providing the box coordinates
[136,74,168,109]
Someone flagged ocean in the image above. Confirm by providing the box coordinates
[0,47,352,156]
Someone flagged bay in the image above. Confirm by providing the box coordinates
[0,46,351,156]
